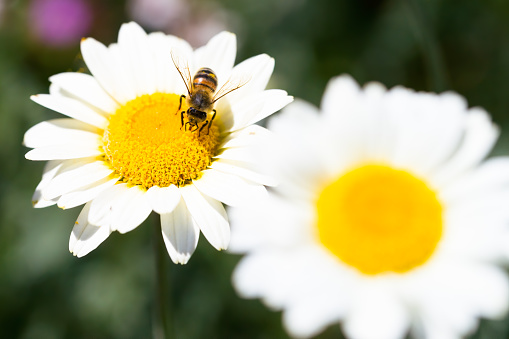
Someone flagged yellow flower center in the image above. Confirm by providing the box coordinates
[316,165,442,275]
[103,93,220,188]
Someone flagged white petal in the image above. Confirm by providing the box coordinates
[472,266,509,318]
[232,251,286,299]
[180,184,230,250]
[110,185,152,234]
[416,323,461,339]
[42,159,113,200]
[49,72,119,113]
[216,127,289,188]
[233,247,342,309]
[412,92,467,173]
[147,33,193,94]
[263,99,332,187]
[229,89,293,132]
[214,146,256,163]
[228,193,315,253]
[219,124,274,149]
[344,286,409,339]
[109,43,141,103]
[210,159,277,186]
[193,169,267,207]
[58,176,119,210]
[23,119,101,148]
[385,90,467,176]
[146,185,181,214]
[267,99,321,145]
[441,157,509,203]
[160,198,200,264]
[412,262,509,338]
[117,22,156,96]
[449,263,509,319]
[80,37,136,104]
[223,54,275,105]
[31,94,108,129]
[69,201,112,257]
[25,144,103,160]
[194,31,236,87]
[321,74,362,121]
[80,38,116,97]
[431,108,499,187]
[364,85,407,163]
[273,250,353,337]
[444,194,509,262]
[32,160,62,208]
[282,294,345,339]
[318,80,394,168]
[88,183,129,225]
[288,100,368,179]
[268,99,320,134]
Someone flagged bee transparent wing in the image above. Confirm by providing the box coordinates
[212,75,251,103]
[170,50,192,96]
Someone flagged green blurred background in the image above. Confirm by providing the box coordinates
[2,0,509,338]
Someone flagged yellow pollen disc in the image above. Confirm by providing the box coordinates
[316,165,442,275]
[103,93,220,188]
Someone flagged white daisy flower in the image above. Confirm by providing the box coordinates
[24,22,292,264]
[230,75,509,339]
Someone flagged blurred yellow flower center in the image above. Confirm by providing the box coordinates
[103,93,220,188]
[316,165,442,275]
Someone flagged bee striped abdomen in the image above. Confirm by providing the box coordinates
[192,68,218,92]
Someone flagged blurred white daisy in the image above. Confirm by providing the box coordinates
[230,75,509,339]
[24,22,292,264]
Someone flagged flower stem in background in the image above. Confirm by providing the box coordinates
[405,0,449,92]
[153,213,172,339]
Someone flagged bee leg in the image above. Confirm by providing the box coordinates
[186,122,199,133]
[176,95,186,115]
[180,111,185,129]
[206,110,217,135]
[198,120,208,137]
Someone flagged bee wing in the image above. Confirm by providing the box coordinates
[170,50,192,96]
[212,75,251,103]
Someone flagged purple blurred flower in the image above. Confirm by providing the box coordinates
[127,0,230,46]
[0,0,4,25]
[127,0,186,31]
[29,0,92,47]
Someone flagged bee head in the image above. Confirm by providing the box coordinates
[187,107,207,124]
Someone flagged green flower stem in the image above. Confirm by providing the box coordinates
[405,0,449,92]
[153,213,172,339]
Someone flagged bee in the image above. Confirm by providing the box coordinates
[171,52,247,135]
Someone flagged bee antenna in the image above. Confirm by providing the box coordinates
[171,50,192,96]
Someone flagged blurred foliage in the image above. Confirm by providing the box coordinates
[2,0,509,338]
